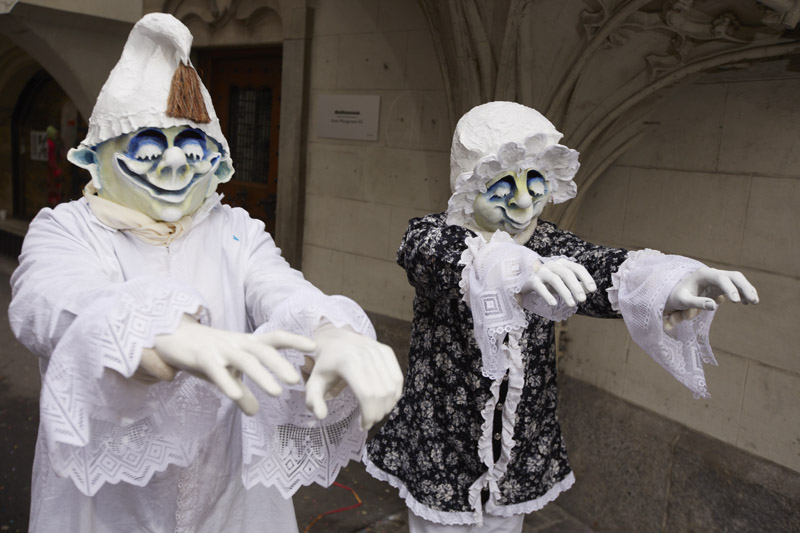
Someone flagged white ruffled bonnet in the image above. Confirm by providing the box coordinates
[446,102,579,227]
[78,13,229,155]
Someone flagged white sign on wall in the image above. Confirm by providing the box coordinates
[316,94,380,141]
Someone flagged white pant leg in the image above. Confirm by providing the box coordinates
[408,510,524,533]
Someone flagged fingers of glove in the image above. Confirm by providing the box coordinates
[140,348,177,382]
[202,359,245,401]
[727,271,759,304]
[225,350,284,397]
[705,271,740,303]
[341,362,381,431]
[234,381,259,416]
[530,276,558,306]
[538,269,577,307]
[561,261,597,293]
[304,374,330,420]
[256,331,318,353]
[323,378,348,401]
[355,350,393,429]
[245,343,300,386]
[679,294,718,312]
[380,344,404,402]
[547,263,586,303]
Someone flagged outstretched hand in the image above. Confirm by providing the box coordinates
[664,267,759,330]
[521,258,597,307]
[148,314,316,415]
[305,324,403,431]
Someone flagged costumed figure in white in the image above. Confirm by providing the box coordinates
[364,101,758,533]
[9,14,402,532]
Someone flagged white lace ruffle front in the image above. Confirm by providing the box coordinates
[458,231,578,523]
[608,249,717,398]
[459,232,577,380]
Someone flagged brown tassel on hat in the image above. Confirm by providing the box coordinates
[166,63,211,123]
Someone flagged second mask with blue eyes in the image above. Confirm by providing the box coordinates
[473,169,551,235]
[71,125,233,222]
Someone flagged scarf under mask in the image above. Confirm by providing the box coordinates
[83,182,195,246]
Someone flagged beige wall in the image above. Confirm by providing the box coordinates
[565,66,800,473]
[17,0,142,22]
[300,0,451,321]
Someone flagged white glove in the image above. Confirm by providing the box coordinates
[521,257,597,307]
[305,324,403,431]
[150,314,316,415]
[664,267,758,330]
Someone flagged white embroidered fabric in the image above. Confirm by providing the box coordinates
[468,335,527,524]
[458,233,578,380]
[608,249,717,398]
[37,278,371,498]
[458,232,539,380]
[39,278,217,496]
[243,293,372,497]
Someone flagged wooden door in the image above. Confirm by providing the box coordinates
[196,48,282,233]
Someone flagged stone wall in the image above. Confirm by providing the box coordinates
[565,63,800,475]
[300,0,451,321]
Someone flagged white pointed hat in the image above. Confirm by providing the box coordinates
[79,13,229,154]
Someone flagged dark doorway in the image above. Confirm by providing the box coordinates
[12,70,85,220]
[196,47,282,234]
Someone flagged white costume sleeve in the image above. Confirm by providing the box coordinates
[9,205,219,497]
[236,213,372,496]
[607,249,717,398]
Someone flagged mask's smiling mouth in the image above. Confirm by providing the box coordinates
[115,156,201,203]
[499,208,533,230]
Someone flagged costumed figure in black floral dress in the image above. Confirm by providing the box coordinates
[364,101,759,533]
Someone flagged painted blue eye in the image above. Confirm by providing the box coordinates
[489,182,512,199]
[175,129,207,161]
[526,170,547,196]
[128,129,167,161]
[487,175,516,200]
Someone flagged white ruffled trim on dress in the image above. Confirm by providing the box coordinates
[364,451,575,525]
[446,133,579,228]
[41,278,216,496]
[455,231,576,525]
[608,249,717,398]
[363,456,478,525]
[242,293,373,497]
[486,472,575,517]
[458,231,537,380]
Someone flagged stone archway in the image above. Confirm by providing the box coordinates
[417,0,800,229]
[0,38,39,214]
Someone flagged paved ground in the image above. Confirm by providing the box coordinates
[0,254,592,532]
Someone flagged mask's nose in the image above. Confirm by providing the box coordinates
[157,146,190,182]
[508,174,533,209]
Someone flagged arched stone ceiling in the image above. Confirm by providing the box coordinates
[417,0,800,228]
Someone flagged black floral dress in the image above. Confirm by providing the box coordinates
[365,213,629,522]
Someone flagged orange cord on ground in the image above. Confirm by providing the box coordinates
[303,481,364,532]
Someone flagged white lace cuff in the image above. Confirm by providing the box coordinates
[518,255,579,322]
[459,231,540,380]
[609,249,717,398]
[41,278,218,496]
[243,292,372,497]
